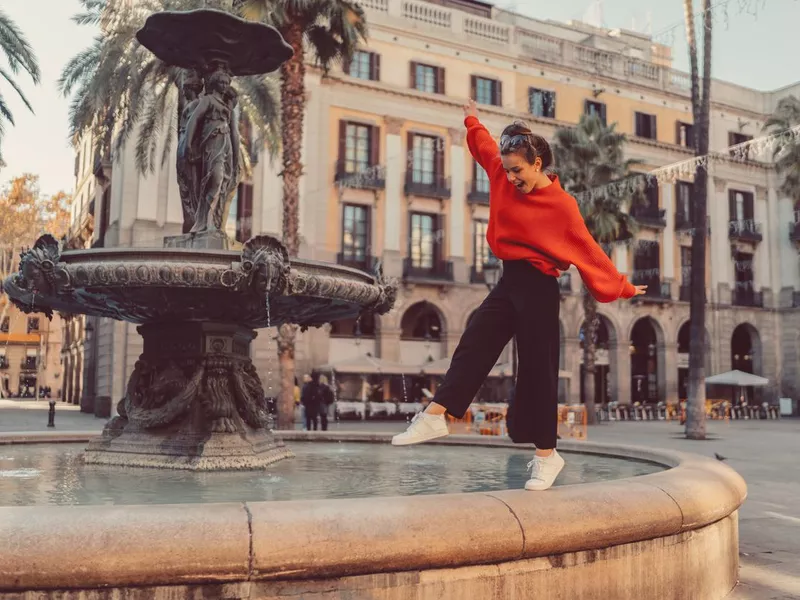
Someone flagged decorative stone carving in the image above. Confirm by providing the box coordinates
[713,177,727,193]
[384,116,404,135]
[448,128,465,146]
[6,234,62,319]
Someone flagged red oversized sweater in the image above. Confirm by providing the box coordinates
[465,116,636,303]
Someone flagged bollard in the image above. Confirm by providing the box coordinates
[47,400,56,428]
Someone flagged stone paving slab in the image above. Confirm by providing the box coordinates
[1,400,798,599]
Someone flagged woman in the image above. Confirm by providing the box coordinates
[392,100,646,491]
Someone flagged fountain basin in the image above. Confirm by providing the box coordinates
[0,432,746,599]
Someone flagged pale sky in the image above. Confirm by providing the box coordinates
[0,0,797,196]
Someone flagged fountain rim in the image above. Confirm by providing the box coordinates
[0,431,747,592]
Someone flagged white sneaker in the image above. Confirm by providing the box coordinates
[391,412,449,446]
[524,450,565,491]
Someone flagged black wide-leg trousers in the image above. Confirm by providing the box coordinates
[433,260,560,448]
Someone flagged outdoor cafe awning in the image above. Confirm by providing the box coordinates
[316,354,414,376]
[704,370,769,387]
[418,356,572,379]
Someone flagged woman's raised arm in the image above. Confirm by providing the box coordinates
[462,99,500,174]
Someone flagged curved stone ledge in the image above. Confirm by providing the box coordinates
[0,432,746,598]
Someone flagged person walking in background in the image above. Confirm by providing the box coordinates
[392,99,646,491]
[318,374,335,431]
[301,372,322,431]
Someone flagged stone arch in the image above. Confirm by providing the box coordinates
[576,313,618,406]
[730,322,762,375]
[400,300,447,341]
[576,310,622,346]
[628,316,666,404]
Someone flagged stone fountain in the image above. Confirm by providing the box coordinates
[1,9,396,471]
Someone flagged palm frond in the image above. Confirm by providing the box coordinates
[0,9,40,81]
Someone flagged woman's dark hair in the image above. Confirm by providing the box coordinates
[499,121,554,169]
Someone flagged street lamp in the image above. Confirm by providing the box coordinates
[482,260,516,382]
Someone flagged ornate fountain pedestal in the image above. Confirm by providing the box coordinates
[83,322,291,470]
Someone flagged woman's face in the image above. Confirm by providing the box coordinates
[501,151,542,194]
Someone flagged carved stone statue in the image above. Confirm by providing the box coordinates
[180,61,240,234]
[176,69,204,234]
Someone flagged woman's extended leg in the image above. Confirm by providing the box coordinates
[392,281,515,446]
[504,261,563,490]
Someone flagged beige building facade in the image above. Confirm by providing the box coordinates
[68,0,800,411]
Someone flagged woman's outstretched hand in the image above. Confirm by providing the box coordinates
[633,285,648,296]
[462,98,478,119]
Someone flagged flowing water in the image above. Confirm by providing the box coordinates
[0,442,663,506]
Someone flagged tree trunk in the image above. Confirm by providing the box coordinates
[684,0,711,440]
[582,290,598,425]
[275,22,306,430]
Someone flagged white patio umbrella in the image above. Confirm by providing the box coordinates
[704,370,769,387]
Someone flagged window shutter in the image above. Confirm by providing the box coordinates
[744,193,754,220]
[436,67,445,95]
[649,114,657,138]
[494,80,503,106]
[365,205,373,262]
[435,137,445,181]
[470,75,477,101]
[369,126,380,167]
[435,213,446,262]
[371,53,381,81]
[338,121,347,173]
[343,54,352,76]
[600,103,607,125]
[675,121,682,145]
[728,132,736,147]
[728,190,737,221]
[407,132,414,182]
[548,91,556,117]
[409,61,417,89]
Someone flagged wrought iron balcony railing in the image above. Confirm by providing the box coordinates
[403,257,454,281]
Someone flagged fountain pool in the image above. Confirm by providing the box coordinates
[0,440,662,506]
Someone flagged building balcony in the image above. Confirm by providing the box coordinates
[789,221,800,244]
[470,265,486,284]
[20,358,37,371]
[632,280,671,303]
[336,252,379,273]
[732,289,763,308]
[403,258,454,282]
[728,220,763,243]
[334,160,386,190]
[467,180,490,205]
[679,285,707,303]
[361,0,696,101]
[675,213,711,235]
[404,173,451,199]
[631,205,667,228]
[558,272,571,294]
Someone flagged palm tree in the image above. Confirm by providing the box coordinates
[239,0,367,430]
[552,114,640,424]
[764,95,800,207]
[60,0,279,175]
[0,9,40,168]
[683,0,712,441]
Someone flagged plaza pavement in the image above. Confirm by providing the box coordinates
[1,398,798,599]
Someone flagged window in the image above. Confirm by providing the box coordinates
[584,100,607,125]
[676,181,693,225]
[471,76,502,106]
[338,121,377,175]
[635,112,657,139]
[410,135,440,185]
[680,247,692,284]
[676,121,694,147]
[409,212,439,269]
[733,251,754,295]
[346,50,380,81]
[26,317,40,334]
[633,242,660,286]
[0,317,8,333]
[729,132,752,146]
[473,220,493,271]
[529,88,556,118]
[341,204,371,267]
[410,62,444,94]
[728,190,753,222]
[474,162,489,194]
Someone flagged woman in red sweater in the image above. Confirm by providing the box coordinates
[392,100,646,490]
